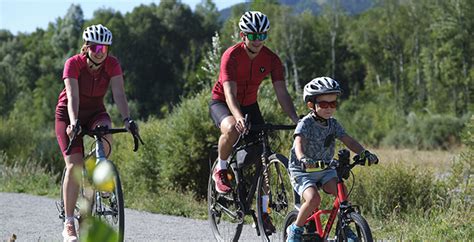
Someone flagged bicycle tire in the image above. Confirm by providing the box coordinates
[93,161,125,242]
[282,210,298,240]
[208,160,243,242]
[256,155,296,242]
[335,211,373,242]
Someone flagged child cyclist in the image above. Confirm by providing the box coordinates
[286,77,379,242]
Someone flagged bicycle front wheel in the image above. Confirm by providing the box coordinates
[257,154,296,242]
[336,211,373,242]
[92,161,125,242]
[208,161,243,242]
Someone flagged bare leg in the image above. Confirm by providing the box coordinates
[63,153,84,218]
[217,116,239,161]
[295,187,320,227]
[321,178,340,197]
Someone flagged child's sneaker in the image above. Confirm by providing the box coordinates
[62,221,77,242]
[286,223,303,242]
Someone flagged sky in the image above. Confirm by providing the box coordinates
[0,0,244,34]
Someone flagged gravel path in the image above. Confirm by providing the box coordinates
[0,192,262,241]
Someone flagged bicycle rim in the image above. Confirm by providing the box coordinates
[207,161,243,242]
[93,162,125,242]
[336,212,373,242]
[257,158,296,242]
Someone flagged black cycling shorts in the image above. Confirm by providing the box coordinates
[209,99,264,128]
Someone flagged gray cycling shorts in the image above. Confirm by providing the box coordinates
[290,169,337,197]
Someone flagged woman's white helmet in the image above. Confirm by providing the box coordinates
[303,77,341,102]
[82,24,113,45]
[239,11,270,33]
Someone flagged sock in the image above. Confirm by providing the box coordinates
[262,195,269,213]
[64,216,75,224]
[293,223,303,230]
[216,158,228,170]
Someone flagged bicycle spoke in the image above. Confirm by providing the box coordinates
[257,158,295,241]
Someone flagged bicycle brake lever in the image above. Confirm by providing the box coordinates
[65,120,81,155]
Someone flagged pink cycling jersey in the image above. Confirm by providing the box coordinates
[211,42,284,106]
[56,54,122,110]
[55,54,122,157]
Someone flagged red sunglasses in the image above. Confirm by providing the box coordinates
[89,44,109,53]
[317,101,337,109]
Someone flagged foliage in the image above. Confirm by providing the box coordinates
[0,153,59,196]
[0,1,473,238]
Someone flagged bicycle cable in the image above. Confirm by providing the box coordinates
[88,136,112,159]
[347,169,356,198]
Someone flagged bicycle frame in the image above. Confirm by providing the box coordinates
[304,181,348,239]
[227,134,268,223]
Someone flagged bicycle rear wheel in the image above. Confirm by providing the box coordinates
[335,211,373,242]
[92,161,125,242]
[257,154,296,241]
[208,161,243,242]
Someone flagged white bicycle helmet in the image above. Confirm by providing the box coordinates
[303,77,341,102]
[82,24,113,45]
[239,11,270,33]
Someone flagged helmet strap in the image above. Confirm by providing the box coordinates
[311,110,328,126]
[86,53,104,68]
[244,42,257,54]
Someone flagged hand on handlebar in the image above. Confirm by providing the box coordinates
[124,119,145,151]
[301,157,326,172]
[66,120,82,140]
[356,150,379,166]
[235,116,249,134]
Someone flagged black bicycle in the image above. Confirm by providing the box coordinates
[56,120,143,241]
[208,116,297,242]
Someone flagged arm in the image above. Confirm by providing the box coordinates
[64,77,80,130]
[110,75,130,122]
[294,135,307,160]
[339,134,364,154]
[223,81,246,132]
[272,81,299,124]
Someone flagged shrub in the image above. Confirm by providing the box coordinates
[349,162,446,219]
[383,112,467,150]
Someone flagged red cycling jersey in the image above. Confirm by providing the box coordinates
[56,54,122,111]
[211,42,284,106]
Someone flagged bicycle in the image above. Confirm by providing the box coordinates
[56,120,144,241]
[208,116,297,242]
[283,149,373,242]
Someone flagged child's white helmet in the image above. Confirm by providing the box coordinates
[303,77,341,102]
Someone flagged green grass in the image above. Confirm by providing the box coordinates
[0,160,59,196]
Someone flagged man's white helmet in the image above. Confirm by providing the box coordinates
[303,77,341,102]
[82,24,113,45]
[239,11,270,33]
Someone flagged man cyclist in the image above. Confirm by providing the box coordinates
[209,10,299,233]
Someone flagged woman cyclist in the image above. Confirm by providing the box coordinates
[55,24,136,242]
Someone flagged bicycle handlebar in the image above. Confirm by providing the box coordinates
[65,120,82,155]
[232,114,296,149]
[64,123,144,155]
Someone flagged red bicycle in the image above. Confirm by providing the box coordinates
[283,149,373,241]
